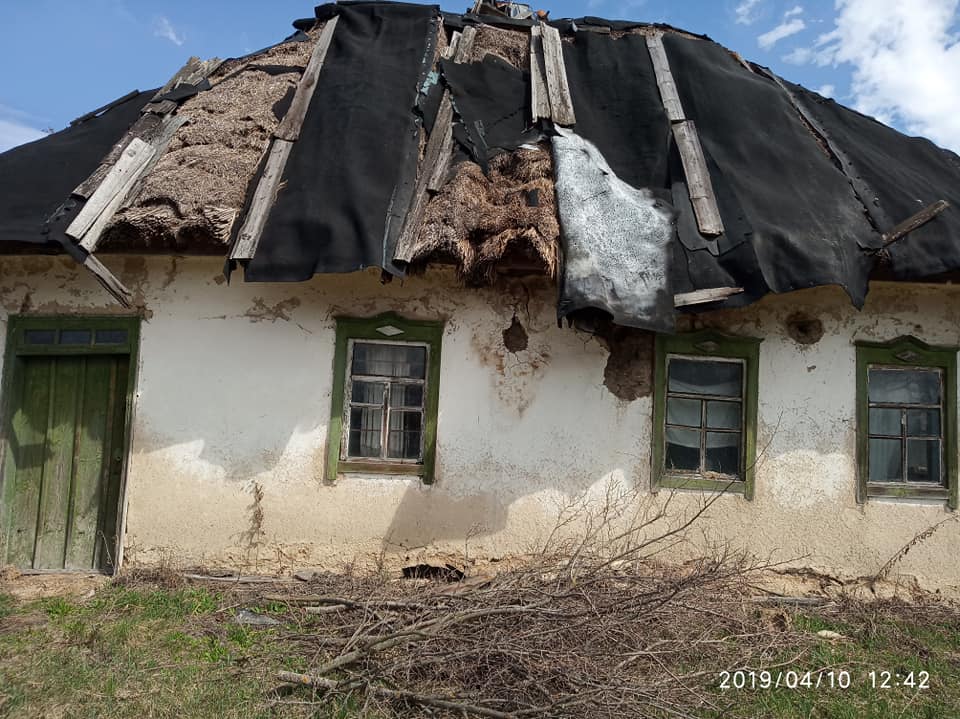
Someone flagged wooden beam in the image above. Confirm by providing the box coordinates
[539,24,576,126]
[647,33,724,237]
[672,121,724,237]
[82,254,132,307]
[882,200,950,247]
[444,30,462,60]
[229,139,294,261]
[645,34,684,122]
[67,138,156,242]
[529,25,551,122]
[274,17,339,142]
[673,286,743,307]
[391,26,478,264]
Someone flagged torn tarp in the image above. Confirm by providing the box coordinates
[0,90,152,249]
[788,83,960,280]
[244,2,439,281]
[441,56,540,170]
[552,127,676,333]
[662,34,879,307]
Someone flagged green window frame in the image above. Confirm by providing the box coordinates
[652,330,761,498]
[326,313,443,483]
[855,336,957,508]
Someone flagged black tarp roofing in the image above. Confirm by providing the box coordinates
[0,90,152,250]
[244,2,438,281]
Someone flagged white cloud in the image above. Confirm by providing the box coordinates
[735,0,763,25]
[758,17,806,49]
[785,5,804,17]
[791,0,960,151]
[153,16,184,46]
[0,118,46,153]
[817,84,836,97]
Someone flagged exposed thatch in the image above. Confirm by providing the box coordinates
[466,24,528,70]
[99,30,318,251]
[410,146,559,283]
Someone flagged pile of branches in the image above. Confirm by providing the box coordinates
[274,492,806,718]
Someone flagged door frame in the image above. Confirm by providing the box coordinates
[0,314,141,574]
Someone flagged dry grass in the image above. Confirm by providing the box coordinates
[101,27,318,251]
[413,146,559,283]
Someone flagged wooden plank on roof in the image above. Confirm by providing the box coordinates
[529,25,551,122]
[78,115,188,252]
[647,33,724,237]
[82,254,133,307]
[882,200,950,247]
[67,138,156,243]
[672,120,724,237]
[646,34,684,122]
[673,286,743,307]
[229,138,294,261]
[444,30,462,59]
[274,17,339,142]
[391,26,478,264]
[539,24,575,126]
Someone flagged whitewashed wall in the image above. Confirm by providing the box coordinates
[1,255,959,592]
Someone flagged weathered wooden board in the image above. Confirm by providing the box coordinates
[274,17,339,142]
[82,254,133,307]
[4,358,53,567]
[672,121,724,237]
[646,34,684,122]
[673,286,743,307]
[229,138,294,261]
[33,358,81,569]
[882,200,950,247]
[529,25,551,122]
[67,138,156,243]
[540,24,576,126]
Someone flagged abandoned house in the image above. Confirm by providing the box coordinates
[1,1,960,593]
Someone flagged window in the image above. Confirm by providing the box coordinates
[652,331,761,498]
[856,337,957,508]
[327,314,443,482]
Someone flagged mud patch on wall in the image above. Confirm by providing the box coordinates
[502,315,528,353]
[786,312,824,345]
[244,297,301,322]
[596,325,654,401]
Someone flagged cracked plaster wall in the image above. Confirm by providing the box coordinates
[1,255,959,593]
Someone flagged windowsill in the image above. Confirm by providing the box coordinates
[866,482,949,501]
[338,459,424,476]
[655,474,746,494]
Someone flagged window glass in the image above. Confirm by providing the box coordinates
[663,356,744,479]
[866,365,944,486]
[668,359,741,397]
[345,341,428,463]
[60,329,92,345]
[94,329,128,344]
[24,329,56,345]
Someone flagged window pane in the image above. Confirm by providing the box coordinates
[60,329,92,345]
[869,407,902,436]
[668,358,741,397]
[94,329,128,344]
[387,411,422,460]
[906,409,940,438]
[706,400,741,429]
[352,342,426,379]
[390,383,424,409]
[868,368,941,405]
[665,427,700,471]
[351,381,385,405]
[24,329,56,345]
[869,438,902,482]
[705,432,740,475]
[347,407,382,458]
[907,439,941,484]
[666,397,700,427]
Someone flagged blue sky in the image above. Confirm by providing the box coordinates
[1,0,958,152]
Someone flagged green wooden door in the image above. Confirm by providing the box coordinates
[2,319,136,572]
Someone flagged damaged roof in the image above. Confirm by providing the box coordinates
[0,1,958,332]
